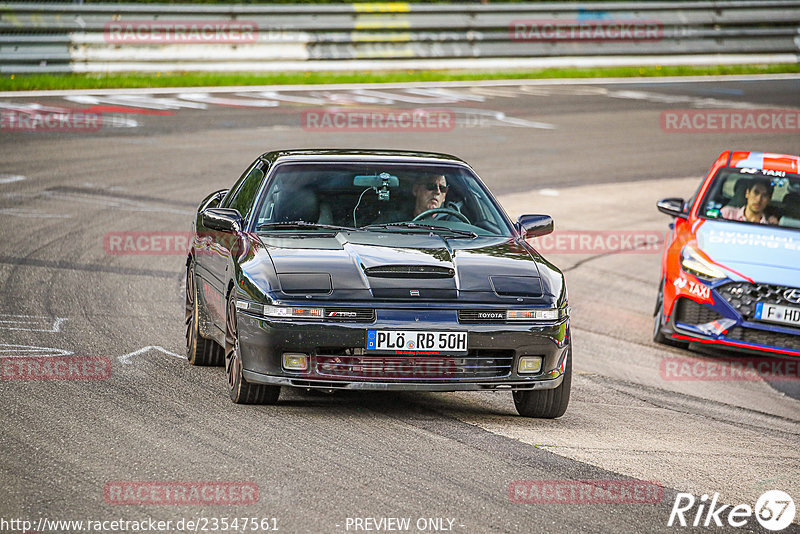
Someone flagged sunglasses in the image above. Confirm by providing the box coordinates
[424,183,449,194]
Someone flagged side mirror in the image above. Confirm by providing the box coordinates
[199,189,229,211]
[657,198,688,219]
[517,214,554,238]
[202,208,242,233]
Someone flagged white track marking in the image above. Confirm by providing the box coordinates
[0,101,72,113]
[351,88,469,104]
[404,88,486,102]
[64,94,207,110]
[0,314,68,332]
[539,189,560,197]
[0,208,72,218]
[602,88,768,109]
[450,107,555,129]
[0,174,25,184]
[309,90,395,105]
[177,93,279,107]
[118,346,186,365]
[0,344,73,357]
[468,86,524,98]
[241,91,333,105]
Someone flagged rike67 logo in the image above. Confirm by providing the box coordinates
[668,490,795,531]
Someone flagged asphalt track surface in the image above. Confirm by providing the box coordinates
[1,76,799,534]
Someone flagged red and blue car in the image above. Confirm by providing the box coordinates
[654,150,800,357]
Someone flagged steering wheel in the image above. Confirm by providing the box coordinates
[413,207,470,224]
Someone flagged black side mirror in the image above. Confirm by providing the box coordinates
[198,189,229,212]
[202,208,242,233]
[657,198,688,219]
[517,214,554,238]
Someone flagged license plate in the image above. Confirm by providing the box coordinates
[754,302,800,327]
[366,330,468,353]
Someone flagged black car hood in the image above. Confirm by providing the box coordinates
[256,232,554,301]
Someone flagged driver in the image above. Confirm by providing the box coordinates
[721,178,776,224]
[412,174,448,218]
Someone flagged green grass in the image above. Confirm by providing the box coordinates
[2,63,798,92]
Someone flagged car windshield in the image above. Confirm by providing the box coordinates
[698,166,800,231]
[252,162,513,237]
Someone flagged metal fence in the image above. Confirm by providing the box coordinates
[1,2,799,73]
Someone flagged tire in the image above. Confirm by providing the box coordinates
[185,262,224,366]
[225,292,280,405]
[513,347,572,418]
[653,279,689,349]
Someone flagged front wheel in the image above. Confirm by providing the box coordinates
[513,348,572,418]
[185,262,223,366]
[225,292,280,405]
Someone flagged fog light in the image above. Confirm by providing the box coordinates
[283,353,308,371]
[518,356,543,374]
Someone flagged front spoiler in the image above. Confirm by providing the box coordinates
[671,332,800,358]
[241,370,564,391]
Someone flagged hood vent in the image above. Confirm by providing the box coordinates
[490,276,543,297]
[364,265,454,279]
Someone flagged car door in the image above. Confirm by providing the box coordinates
[199,160,266,332]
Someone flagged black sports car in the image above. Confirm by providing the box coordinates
[185,149,571,417]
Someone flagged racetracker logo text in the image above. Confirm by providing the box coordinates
[0,110,102,132]
[509,480,664,504]
[103,21,258,44]
[510,20,663,41]
[104,481,259,505]
[660,357,800,382]
[104,231,194,255]
[531,230,662,254]
[661,110,800,133]
[1,356,111,381]
[301,108,456,132]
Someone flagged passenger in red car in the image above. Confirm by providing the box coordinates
[720,178,776,224]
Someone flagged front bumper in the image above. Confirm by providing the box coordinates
[666,284,800,357]
[236,307,570,391]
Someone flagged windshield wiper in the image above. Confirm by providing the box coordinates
[257,221,355,232]
[362,222,477,238]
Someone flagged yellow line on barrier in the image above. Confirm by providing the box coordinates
[353,3,410,13]
[351,31,412,42]
[354,16,411,30]
[1,12,21,27]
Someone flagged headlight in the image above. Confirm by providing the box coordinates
[507,308,565,321]
[236,300,323,319]
[680,246,726,281]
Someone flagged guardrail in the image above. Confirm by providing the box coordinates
[1,2,799,73]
